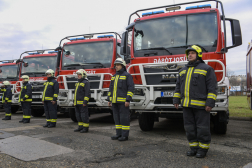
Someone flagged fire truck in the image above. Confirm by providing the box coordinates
[15,49,59,117]
[246,40,252,109]
[0,60,20,113]
[56,32,122,121]
[120,0,242,134]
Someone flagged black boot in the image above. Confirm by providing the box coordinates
[43,122,50,127]
[80,127,89,133]
[111,135,121,140]
[5,116,11,120]
[48,122,56,128]
[74,126,83,132]
[23,119,30,123]
[118,137,128,141]
[19,118,24,123]
[196,149,208,158]
[2,117,7,120]
[187,147,198,156]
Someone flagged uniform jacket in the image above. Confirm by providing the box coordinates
[74,78,90,106]
[42,77,59,101]
[1,86,12,103]
[19,82,32,102]
[173,61,217,109]
[107,68,134,103]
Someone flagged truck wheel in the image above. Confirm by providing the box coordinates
[69,108,77,122]
[138,112,155,131]
[31,109,44,117]
[214,122,227,134]
[11,105,19,114]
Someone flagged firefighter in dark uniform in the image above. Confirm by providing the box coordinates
[173,45,217,158]
[42,69,59,128]
[73,69,90,133]
[1,81,12,120]
[18,75,32,123]
[107,58,134,141]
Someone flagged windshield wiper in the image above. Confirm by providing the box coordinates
[6,77,17,79]
[141,47,172,55]
[168,45,208,52]
[64,63,89,67]
[85,62,105,68]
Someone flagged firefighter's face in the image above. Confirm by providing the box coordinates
[46,73,52,77]
[22,78,26,83]
[115,64,123,71]
[77,74,82,79]
[188,51,197,62]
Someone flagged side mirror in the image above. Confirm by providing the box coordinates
[24,62,29,67]
[65,51,70,55]
[226,18,242,50]
[0,69,2,73]
[120,31,128,56]
[16,59,23,64]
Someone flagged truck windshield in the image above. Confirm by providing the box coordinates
[0,65,18,81]
[62,41,113,69]
[21,56,57,77]
[134,13,217,57]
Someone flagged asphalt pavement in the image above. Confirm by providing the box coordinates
[0,110,251,168]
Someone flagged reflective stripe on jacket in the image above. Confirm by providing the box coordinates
[1,86,12,103]
[19,82,32,102]
[74,78,90,106]
[173,61,217,109]
[42,78,59,101]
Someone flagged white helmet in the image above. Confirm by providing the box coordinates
[45,69,55,77]
[76,69,87,78]
[21,75,29,82]
[114,58,126,67]
[3,81,10,85]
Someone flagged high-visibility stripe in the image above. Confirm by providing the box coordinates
[44,97,53,101]
[199,142,210,149]
[190,100,206,106]
[5,97,9,100]
[49,82,54,86]
[77,101,83,104]
[78,122,83,126]
[53,94,58,97]
[83,123,89,127]
[183,67,194,107]
[18,87,23,102]
[117,97,126,102]
[122,125,130,130]
[51,119,57,122]
[6,100,12,103]
[119,76,126,80]
[127,91,133,97]
[207,93,217,100]
[189,142,199,147]
[109,97,112,101]
[20,99,32,102]
[115,125,122,129]
[24,95,29,98]
[179,70,186,76]
[46,119,52,122]
[80,83,85,87]
[42,82,49,101]
[194,69,207,76]
[74,83,80,106]
[173,92,181,98]
[5,113,11,116]
[2,92,4,103]
[23,115,31,119]
[108,92,111,96]
[112,75,119,103]
[84,97,89,101]
[111,77,115,80]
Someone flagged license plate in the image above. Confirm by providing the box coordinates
[32,95,40,98]
[161,91,174,97]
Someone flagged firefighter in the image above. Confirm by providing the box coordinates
[73,69,90,133]
[42,69,59,128]
[173,45,217,158]
[18,75,32,123]
[1,81,12,120]
[107,58,134,141]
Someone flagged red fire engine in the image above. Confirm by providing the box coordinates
[16,49,59,117]
[120,0,242,134]
[0,60,20,113]
[56,32,122,121]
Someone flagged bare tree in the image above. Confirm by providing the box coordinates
[226,68,234,77]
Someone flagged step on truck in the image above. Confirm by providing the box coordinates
[120,0,242,134]
[246,40,252,109]
[16,49,59,117]
[0,60,20,113]
[55,32,122,122]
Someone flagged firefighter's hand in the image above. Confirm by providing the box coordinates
[125,102,130,107]
[83,104,86,107]
[174,104,179,109]
[51,101,56,105]
[5,102,7,104]
[42,101,44,105]
[205,106,212,112]
[108,102,112,106]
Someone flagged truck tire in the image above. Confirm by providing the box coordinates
[31,108,44,117]
[213,111,228,134]
[69,108,77,122]
[214,122,227,134]
[138,112,155,131]
[11,105,19,114]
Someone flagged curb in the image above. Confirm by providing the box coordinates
[229,117,252,121]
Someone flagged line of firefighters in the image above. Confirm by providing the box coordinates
[0,46,217,158]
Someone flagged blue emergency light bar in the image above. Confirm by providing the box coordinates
[97,35,114,38]
[2,61,9,63]
[69,37,85,41]
[28,52,40,55]
[48,51,58,54]
[186,4,211,10]
[142,10,164,16]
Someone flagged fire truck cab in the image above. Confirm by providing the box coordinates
[56,32,122,121]
[16,49,59,117]
[0,60,20,113]
[120,0,242,134]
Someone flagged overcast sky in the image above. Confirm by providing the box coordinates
[0,0,251,75]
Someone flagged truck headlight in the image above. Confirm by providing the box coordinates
[134,88,145,96]
[217,86,226,95]
[58,92,67,97]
